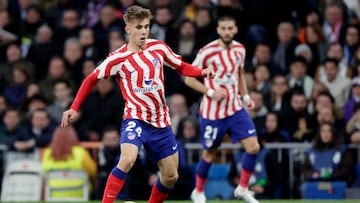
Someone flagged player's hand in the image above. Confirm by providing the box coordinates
[61,109,78,127]
[212,89,227,101]
[244,97,255,110]
[201,68,215,79]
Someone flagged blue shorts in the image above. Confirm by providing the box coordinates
[199,109,257,149]
[120,119,178,164]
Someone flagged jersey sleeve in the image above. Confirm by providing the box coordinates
[192,48,206,69]
[160,42,183,69]
[94,51,125,79]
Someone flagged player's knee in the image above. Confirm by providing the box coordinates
[246,142,260,154]
[163,172,179,186]
[118,155,136,171]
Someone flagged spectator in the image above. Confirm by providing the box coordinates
[286,56,314,99]
[346,103,360,144]
[0,108,24,147]
[264,75,291,118]
[194,7,217,51]
[253,64,271,96]
[79,28,100,61]
[0,41,23,85]
[245,43,278,74]
[3,61,33,108]
[26,24,56,81]
[343,25,360,66]
[168,93,189,135]
[41,126,97,197]
[343,77,360,122]
[38,56,73,103]
[258,112,291,144]
[248,90,268,133]
[271,21,300,74]
[63,37,84,87]
[150,6,177,44]
[316,42,352,81]
[47,79,73,124]
[303,23,328,77]
[20,4,44,40]
[53,9,81,52]
[84,0,107,28]
[0,95,8,125]
[322,2,348,44]
[320,58,351,108]
[7,108,56,152]
[307,81,329,114]
[302,123,353,184]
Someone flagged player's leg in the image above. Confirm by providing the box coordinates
[148,152,179,203]
[192,116,226,203]
[102,120,143,203]
[227,109,260,203]
[146,125,179,203]
[191,149,217,203]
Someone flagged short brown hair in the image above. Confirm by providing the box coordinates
[123,5,153,24]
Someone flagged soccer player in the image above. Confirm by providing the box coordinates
[61,5,214,203]
[184,16,260,203]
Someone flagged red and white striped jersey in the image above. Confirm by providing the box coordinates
[94,39,182,128]
[193,40,246,120]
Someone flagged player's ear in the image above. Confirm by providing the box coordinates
[125,25,130,34]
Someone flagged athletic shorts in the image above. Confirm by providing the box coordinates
[120,119,178,164]
[199,109,257,149]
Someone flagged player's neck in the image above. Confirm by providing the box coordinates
[218,39,232,49]
[127,41,146,52]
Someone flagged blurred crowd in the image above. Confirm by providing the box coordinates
[0,0,360,200]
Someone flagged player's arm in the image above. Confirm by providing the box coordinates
[61,72,99,127]
[238,68,255,109]
[61,52,123,127]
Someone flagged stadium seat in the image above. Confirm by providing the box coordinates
[1,160,43,202]
[44,170,89,202]
[301,181,346,199]
[204,163,234,200]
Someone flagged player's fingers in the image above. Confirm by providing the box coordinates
[61,113,69,127]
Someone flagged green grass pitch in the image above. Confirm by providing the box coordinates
[13,200,358,203]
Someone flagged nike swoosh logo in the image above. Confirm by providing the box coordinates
[106,194,116,198]
[172,144,178,150]
[248,129,256,134]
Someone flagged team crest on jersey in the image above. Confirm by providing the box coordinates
[127,131,136,140]
[152,58,160,68]
[205,140,213,148]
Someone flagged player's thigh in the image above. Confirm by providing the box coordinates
[199,116,227,149]
[157,152,179,177]
[227,109,257,143]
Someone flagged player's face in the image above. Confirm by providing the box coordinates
[217,20,238,45]
[126,18,150,50]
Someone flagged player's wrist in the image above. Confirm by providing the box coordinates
[242,94,250,101]
[206,89,215,97]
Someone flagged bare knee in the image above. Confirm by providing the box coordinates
[245,142,260,154]
[162,171,179,187]
[117,155,136,172]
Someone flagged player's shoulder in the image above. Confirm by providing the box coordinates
[108,43,128,57]
[198,40,220,54]
[146,38,166,47]
[232,41,246,49]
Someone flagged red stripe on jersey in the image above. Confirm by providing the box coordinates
[202,52,218,68]
[218,52,228,78]
[141,53,159,122]
[214,98,221,119]
[157,89,169,126]
[227,50,236,72]
[122,68,144,121]
[231,83,237,113]
[104,57,125,78]
[128,56,144,88]
[221,84,229,118]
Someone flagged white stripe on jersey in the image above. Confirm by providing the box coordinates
[94,39,180,127]
[194,40,245,120]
